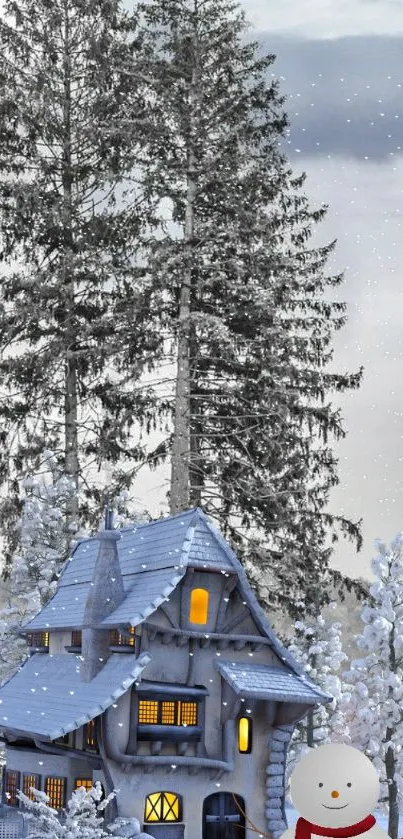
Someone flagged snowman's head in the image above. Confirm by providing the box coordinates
[290,744,379,828]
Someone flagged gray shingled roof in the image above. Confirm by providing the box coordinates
[22,507,326,690]
[216,660,332,703]
[0,652,150,740]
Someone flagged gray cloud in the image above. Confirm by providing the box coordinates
[258,35,403,160]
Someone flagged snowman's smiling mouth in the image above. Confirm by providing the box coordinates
[322,804,350,810]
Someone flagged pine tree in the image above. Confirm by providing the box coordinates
[0,450,78,685]
[0,0,162,558]
[17,783,126,839]
[125,0,363,615]
[342,535,403,839]
[285,602,349,781]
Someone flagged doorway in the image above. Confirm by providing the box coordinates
[202,792,245,839]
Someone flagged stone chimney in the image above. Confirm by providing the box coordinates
[80,528,125,682]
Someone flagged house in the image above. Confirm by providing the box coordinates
[0,507,331,839]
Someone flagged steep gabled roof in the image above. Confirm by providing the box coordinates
[23,507,305,678]
[0,652,151,740]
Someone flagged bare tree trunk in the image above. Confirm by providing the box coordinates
[170,10,200,515]
[189,324,204,508]
[62,1,79,524]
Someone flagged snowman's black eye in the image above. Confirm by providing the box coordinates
[347,783,352,788]
[319,783,323,788]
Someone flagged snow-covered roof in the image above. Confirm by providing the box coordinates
[216,660,332,704]
[0,652,150,740]
[23,507,313,680]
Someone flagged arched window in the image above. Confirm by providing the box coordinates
[189,588,209,624]
[238,716,252,753]
[144,791,182,822]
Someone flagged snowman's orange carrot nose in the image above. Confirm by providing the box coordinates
[331,791,340,798]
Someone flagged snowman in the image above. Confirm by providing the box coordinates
[280,743,389,839]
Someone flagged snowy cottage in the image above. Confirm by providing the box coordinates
[0,508,330,839]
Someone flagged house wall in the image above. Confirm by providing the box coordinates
[103,637,282,839]
[5,746,95,805]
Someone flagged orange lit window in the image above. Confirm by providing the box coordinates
[144,792,181,822]
[161,701,176,724]
[138,699,198,726]
[138,700,159,724]
[179,701,198,726]
[45,777,65,809]
[22,774,40,801]
[4,770,20,806]
[189,588,209,624]
[27,632,49,648]
[238,716,252,753]
[74,778,93,792]
[109,626,135,646]
[84,719,97,750]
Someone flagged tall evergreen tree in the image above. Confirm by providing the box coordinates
[0,0,162,559]
[126,0,363,615]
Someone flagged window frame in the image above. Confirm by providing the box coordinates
[144,791,182,823]
[22,773,41,802]
[189,587,209,624]
[44,776,66,810]
[109,626,136,647]
[74,778,93,792]
[4,770,20,807]
[27,631,49,649]
[238,715,252,754]
[83,719,98,751]
[138,698,198,726]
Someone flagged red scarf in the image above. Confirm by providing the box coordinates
[295,815,376,839]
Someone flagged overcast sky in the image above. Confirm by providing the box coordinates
[134,0,403,582]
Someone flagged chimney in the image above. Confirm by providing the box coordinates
[80,520,125,682]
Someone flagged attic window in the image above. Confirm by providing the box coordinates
[27,631,49,649]
[109,626,135,647]
[189,588,209,624]
[238,716,252,753]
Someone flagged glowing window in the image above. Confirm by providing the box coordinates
[238,716,252,753]
[4,770,20,806]
[74,778,93,792]
[109,626,136,646]
[179,701,198,726]
[161,701,176,724]
[22,774,40,801]
[189,588,209,624]
[144,791,181,822]
[45,777,66,809]
[84,719,97,750]
[138,700,159,724]
[27,631,49,648]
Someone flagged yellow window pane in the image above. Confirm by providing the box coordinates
[179,701,197,726]
[75,779,92,791]
[138,700,158,724]
[238,716,251,753]
[189,588,209,624]
[162,792,179,821]
[161,702,175,724]
[145,793,162,821]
